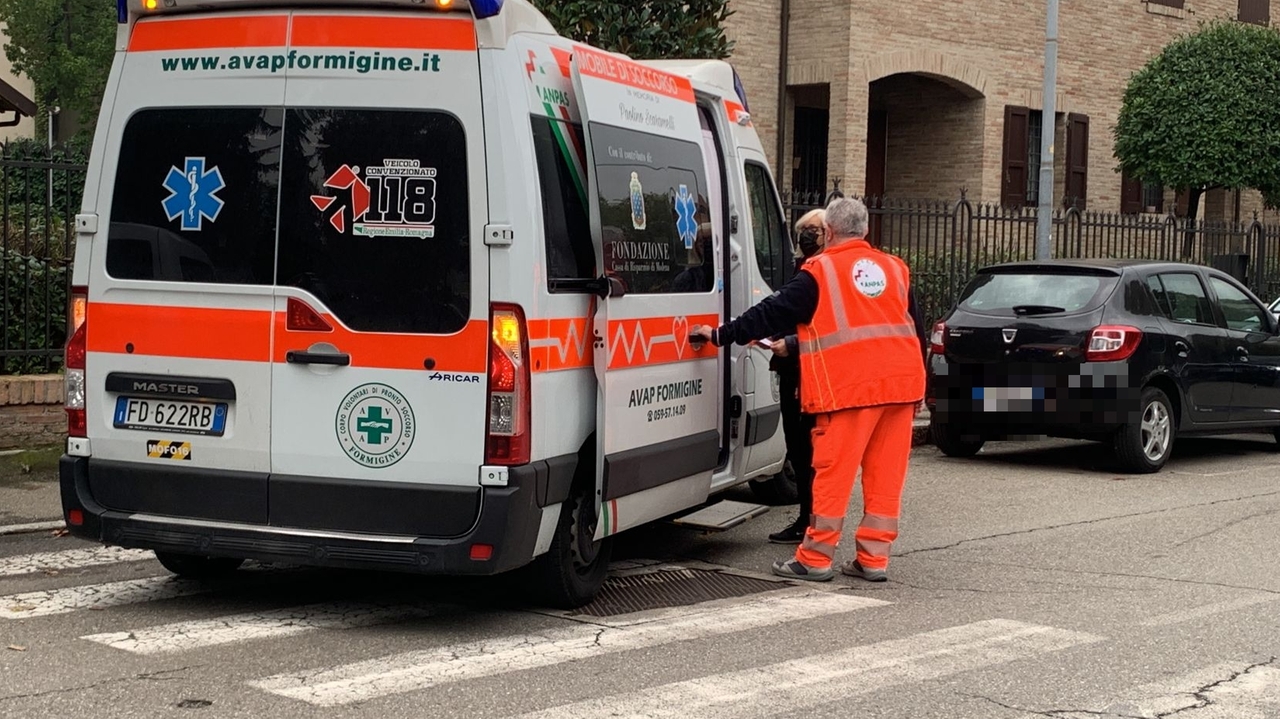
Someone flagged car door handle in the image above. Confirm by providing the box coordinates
[286,350,351,367]
[1237,346,1250,362]
[1174,340,1189,358]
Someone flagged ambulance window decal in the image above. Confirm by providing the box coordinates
[277,108,470,335]
[532,116,594,282]
[106,107,281,285]
[590,122,712,295]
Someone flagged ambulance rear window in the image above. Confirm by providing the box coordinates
[106,108,282,285]
[276,108,470,335]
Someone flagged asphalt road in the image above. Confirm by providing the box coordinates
[2,435,1280,718]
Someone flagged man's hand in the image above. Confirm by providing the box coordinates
[769,341,789,358]
[690,325,716,346]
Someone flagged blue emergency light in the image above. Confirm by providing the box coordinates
[469,0,504,18]
[117,0,127,23]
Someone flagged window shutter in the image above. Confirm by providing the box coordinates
[1240,0,1270,24]
[1064,113,1089,210]
[1175,189,1191,217]
[1001,106,1030,209]
[1120,171,1143,214]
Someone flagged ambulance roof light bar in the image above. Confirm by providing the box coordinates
[119,0,501,23]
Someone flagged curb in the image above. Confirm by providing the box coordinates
[0,520,65,536]
[911,421,930,447]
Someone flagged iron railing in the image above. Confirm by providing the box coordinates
[0,143,85,375]
[783,188,1280,326]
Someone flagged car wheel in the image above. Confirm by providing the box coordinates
[531,484,613,609]
[1114,387,1175,474]
[930,418,984,458]
[749,461,800,506]
[154,552,245,579]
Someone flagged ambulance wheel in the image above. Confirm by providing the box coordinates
[154,552,245,579]
[532,485,612,609]
[931,419,984,458]
[749,461,799,506]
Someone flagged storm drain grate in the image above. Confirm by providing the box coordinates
[570,567,789,617]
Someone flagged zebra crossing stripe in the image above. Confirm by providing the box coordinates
[1141,594,1280,627]
[250,589,888,707]
[81,601,445,655]
[512,619,1104,719]
[0,547,152,578]
[1,576,209,619]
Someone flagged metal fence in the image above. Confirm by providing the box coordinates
[0,143,86,375]
[784,188,1280,327]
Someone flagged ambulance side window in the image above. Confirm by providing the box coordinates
[276,108,470,335]
[590,122,712,294]
[105,108,282,285]
[744,163,788,291]
[530,115,595,282]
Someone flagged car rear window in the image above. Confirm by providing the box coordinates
[957,271,1119,316]
[104,106,470,335]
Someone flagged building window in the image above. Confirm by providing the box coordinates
[1148,0,1185,8]
[1025,111,1043,206]
[1143,183,1164,212]
[1120,170,1168,214]
[1003,107,1087,210]
[1240,0,1270,24]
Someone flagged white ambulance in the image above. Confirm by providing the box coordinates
[61,0,795,607]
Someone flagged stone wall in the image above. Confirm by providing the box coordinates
[0,376,64,450]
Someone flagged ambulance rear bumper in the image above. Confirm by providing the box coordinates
[59,456,557,576]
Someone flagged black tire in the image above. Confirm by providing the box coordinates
[1114,386,1175,474]
[749,461,800,506]
[531,485,613,609]
[930,418,984,458]
[154,552,245,579]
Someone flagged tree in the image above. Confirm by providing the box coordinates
[0,0,115,133]
[1114,20,1280,234]
[530,0,734,60]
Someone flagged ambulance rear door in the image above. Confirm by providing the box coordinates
[570,46,723,538]
[267,10,491,536]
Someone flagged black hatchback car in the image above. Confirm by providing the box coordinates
[926,259,1280,473]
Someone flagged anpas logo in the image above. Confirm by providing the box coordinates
[161,157,225,232]
[852,259,888,298]
[335,383,416,469]
[310,160,437,239]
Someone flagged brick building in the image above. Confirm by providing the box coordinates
[724,0,1278,222]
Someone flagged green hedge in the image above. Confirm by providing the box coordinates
[1,247,68,375]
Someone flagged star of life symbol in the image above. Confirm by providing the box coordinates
[162,157,225,231]
[675,184,698,250]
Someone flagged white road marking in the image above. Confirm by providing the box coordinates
[0,546,152,577]
[81,601,443,655]
[251,589,888,707]
[513,619,1103,719]
[1,576,209,619]
[1142,594,1280,627]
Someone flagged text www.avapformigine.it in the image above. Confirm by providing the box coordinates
[159,51,444,74]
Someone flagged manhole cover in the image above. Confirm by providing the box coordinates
[571,567,788,617]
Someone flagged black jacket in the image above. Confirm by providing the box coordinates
[715,261,929,365]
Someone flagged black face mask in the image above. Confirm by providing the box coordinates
[797,227,823,257]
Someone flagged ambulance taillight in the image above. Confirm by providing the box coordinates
[486,303,530,465]
[65,287,88,438]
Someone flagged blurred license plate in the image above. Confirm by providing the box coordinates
[973,387,1043,412]
[113,397,227,436]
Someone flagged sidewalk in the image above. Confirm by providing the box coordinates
[0,446,63,530]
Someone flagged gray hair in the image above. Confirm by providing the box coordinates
[824,197,869,241]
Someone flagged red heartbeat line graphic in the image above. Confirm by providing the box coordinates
[611,322,678,365]
[530,320,592,365]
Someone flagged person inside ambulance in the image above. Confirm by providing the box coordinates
[673,221,715,293]
[761,208,826,545]
[691,198,928,582]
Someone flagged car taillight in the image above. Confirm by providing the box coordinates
[930,322,946,355]
[1085,325,1143,362]
[485,303,530,465]
[65,286,88,438]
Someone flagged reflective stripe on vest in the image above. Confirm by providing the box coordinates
[805,253,916,354]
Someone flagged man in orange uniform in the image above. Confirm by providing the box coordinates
[692,198,926,582]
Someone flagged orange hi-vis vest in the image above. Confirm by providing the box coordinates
[798,240,926,414]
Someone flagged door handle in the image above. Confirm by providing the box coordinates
[286,350,351,367]
[1237,346,1250,362]
[1174,340,1189,358]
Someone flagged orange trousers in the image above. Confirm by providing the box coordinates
[795,403,915,570]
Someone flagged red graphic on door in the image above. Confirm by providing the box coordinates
[310,165,370,234]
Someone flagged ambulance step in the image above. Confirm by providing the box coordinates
[669,500,769,532]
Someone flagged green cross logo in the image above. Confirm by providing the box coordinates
[356,406,394,445]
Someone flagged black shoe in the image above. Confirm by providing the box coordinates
[768,522,806,545]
